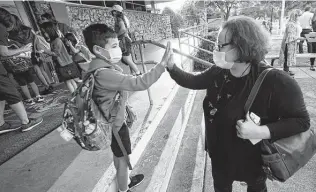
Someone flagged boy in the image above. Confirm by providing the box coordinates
[83,24,171,192]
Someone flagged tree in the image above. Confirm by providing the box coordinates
[179,0,201,26]
[162,7,184,38]
[207,0,239,21]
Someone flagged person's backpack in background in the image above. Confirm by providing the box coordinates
[1,43,33,74]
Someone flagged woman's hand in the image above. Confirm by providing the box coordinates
[236,112,271,140]
[160,41,172,67]
[166,51,175,70]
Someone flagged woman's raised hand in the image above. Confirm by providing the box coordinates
[166,48,175,70]
[160,41,172,67]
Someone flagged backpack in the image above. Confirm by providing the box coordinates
[61,68,119,151]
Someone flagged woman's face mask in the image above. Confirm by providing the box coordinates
[213,48,235,69]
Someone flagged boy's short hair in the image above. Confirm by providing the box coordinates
[83,23,117,53]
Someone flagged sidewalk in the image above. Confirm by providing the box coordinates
[0,38,196,192]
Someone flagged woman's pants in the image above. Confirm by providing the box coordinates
[283,43,289,71]
[212,169,268,192]
[310,42,316,66]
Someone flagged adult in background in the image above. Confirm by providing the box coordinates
[0,7,43,133]
[279,9,304,76]
[298,6,313,53]
[111,5,142,76]
[165,16,310,192]
[309,9,316,71]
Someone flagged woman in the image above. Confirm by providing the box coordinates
[111,5,142,76]
[9,14,54,94]
[166,16,310,191]
[278,9,305,75]
[41,22,81,93]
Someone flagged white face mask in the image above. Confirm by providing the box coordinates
[213,50,235,69]
[98,47,122,64]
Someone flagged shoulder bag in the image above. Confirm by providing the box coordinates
[244,68,316,182]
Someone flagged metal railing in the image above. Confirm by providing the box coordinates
[177,24,215,68]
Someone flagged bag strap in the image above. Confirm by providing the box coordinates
[244,68,273,114]
[112,128,133,170]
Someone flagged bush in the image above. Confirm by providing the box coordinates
[193,30,219,71]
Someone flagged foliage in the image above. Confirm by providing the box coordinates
[207,0,239,21]
[180,0,204,26]
[162,7,184,38]
[193,30,218,71]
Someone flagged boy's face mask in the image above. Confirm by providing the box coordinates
[94,46,122,64]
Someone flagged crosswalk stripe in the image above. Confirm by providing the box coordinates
[93,84,181,192]
[145,90,197,192]
[190,114,206,192]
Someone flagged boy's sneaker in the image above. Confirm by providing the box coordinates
[128,174,144,189]
[25,99,35,105]
[21,117,43,132]
[0,122,21,134]
[310,66,315,71]
[35,95,44,102]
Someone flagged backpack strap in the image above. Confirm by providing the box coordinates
[244,68,273,114]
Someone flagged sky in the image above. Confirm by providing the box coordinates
[155,0,186,13]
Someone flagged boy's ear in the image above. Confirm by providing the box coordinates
[93,45,101,55]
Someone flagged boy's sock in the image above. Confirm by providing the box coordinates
[118,189,129,192]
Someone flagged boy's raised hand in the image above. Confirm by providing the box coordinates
[160,41,172,67]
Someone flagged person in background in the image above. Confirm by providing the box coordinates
[298,6,313,53]
[0,7,43,133]
[41,22,81,93]
[64,32,94,77]
[279,9,305,76]
[111,5,142,76]
[40,12,76,37]
[166,16,310,192]
[9,14,54,94]
[309,8,316,71]
[2,13,44,104]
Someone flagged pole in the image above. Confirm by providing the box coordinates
[280,0,285,35]
[270,7,273,34]
[139,45,153,105]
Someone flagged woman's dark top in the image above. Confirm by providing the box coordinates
[168,62,310,181]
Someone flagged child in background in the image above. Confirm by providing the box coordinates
[83,23,171,192]
[64,32,94,77]
[3,42,44,105]
[40,22,81,93]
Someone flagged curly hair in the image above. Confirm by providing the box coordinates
[222,16,270,64]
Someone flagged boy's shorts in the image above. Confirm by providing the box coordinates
[0,74,22,105]
[111,123,132,158]
[13,70,34,86]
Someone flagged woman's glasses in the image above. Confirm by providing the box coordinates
[215,42,231,51]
